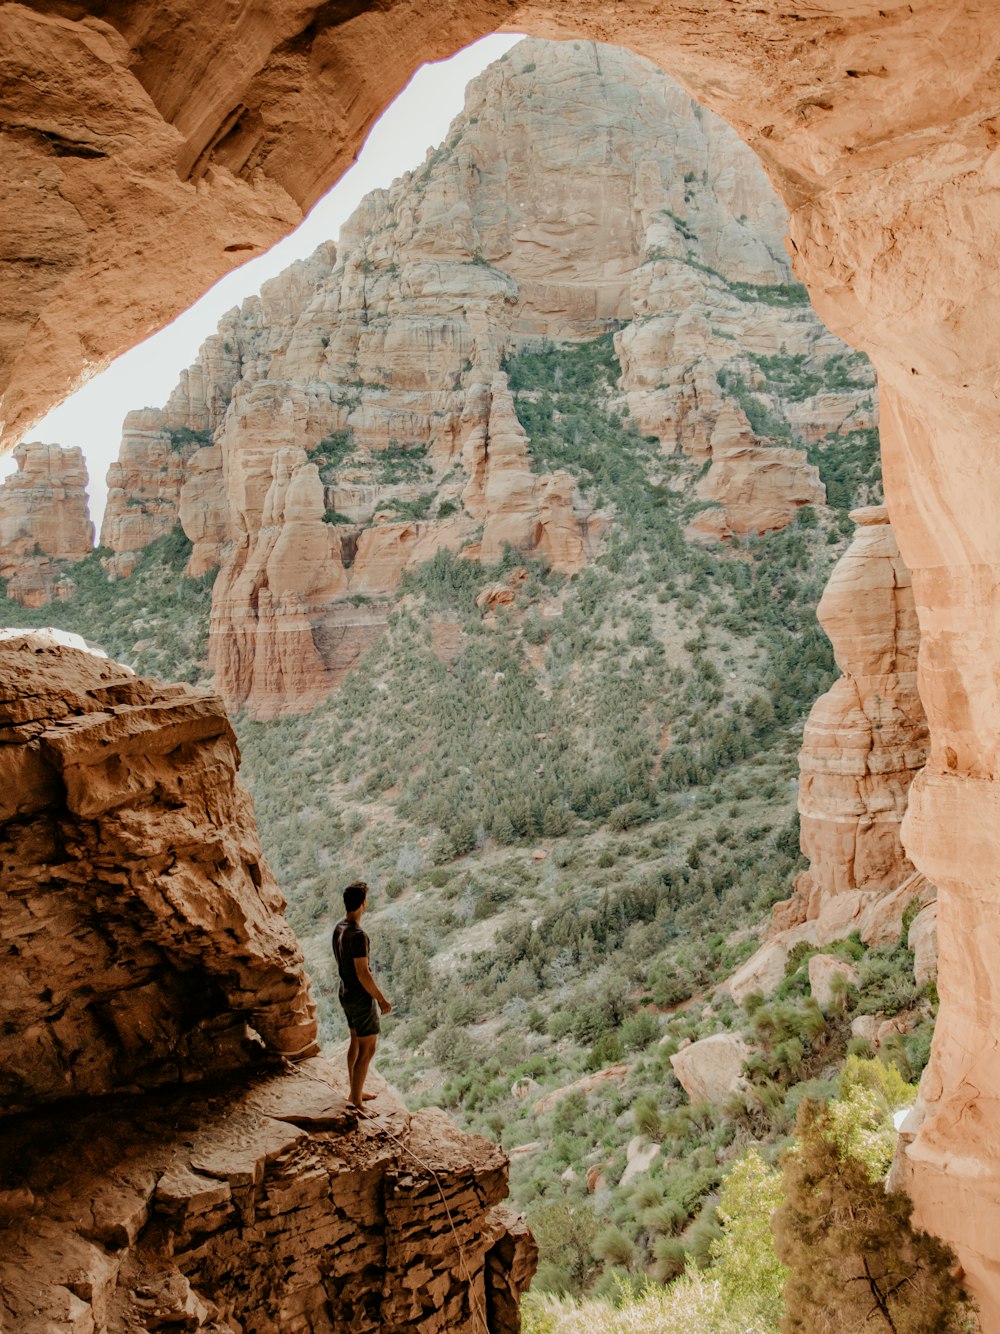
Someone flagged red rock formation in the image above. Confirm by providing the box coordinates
[723,507,930,1007]
[0,1060,535,1333]
[8,2,1000,1310]
[789,505,928,924]
[102,41,864,715]
[0,637,535,1329]
[0,442,93,606]
[0,635,317,1109]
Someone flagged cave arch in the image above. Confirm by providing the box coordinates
[4,0,1000,1317]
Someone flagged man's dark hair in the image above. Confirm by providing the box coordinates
[343,881,368,912]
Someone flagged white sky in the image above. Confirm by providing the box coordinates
[4,33,522,528]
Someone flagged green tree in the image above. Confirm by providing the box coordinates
[709,1150,787,1327]
[774,1101,971,1333]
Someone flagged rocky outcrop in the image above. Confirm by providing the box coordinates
[670,1033,749,1105]
[96,40,872,716]
[0,635,317,1109]
[0,637,534,1328]
[0,1060,535,1333]
[784,505,928,925]
[724,507,931,1004]
[0,442,93,605]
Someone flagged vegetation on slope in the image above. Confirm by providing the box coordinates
[0,335,942,1324]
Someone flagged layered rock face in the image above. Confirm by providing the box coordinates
[8,0,1000,1313]
[723,506,931,1001]
[0,636,534,1330]
[0,635,317,1108]
[0,1061,534,1333]
[786,504,928,924]
[101,40,867,716]
[0,442,93,605]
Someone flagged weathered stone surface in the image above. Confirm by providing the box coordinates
[9,0,1000,1314]
[0,443,93,606]
[670,1033,748,1105]
[532,1065,629,1117]
[808,954,859,1011]
[0,635,318,1111]
[909,902,939,990]
[778,507,928,927]
[101,40,864,717]
[620,1138,660,1187]
[0,1057,534,1333]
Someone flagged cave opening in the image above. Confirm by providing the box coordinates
[3,2,1000,1326]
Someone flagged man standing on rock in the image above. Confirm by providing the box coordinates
[332,881,391,1109]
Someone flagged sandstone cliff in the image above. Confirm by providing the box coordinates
[6,0,1000,1314]
[0,635,534,1330]
[724,504,931,1002]
[98,40,872,717]
[0,442,93,606]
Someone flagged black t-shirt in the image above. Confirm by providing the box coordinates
[332,918,370,1005]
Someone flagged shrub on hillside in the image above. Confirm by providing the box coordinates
[774,1100,971,1333]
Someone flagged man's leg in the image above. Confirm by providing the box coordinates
[349,1035,377,1107]
[346,1031,359,1092]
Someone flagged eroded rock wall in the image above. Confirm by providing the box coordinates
[785,504,929,926]
[0,442,93,606]
[0,1060,534,1334]
[0,635,317,1109]
[102,39,866,716]
[0,639,535,1330]
[6,0,1000,1314]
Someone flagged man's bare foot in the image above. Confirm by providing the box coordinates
[362,1092,378,1101]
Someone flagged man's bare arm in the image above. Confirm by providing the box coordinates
[355,958,392,1014]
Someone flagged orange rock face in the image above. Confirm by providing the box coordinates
[0,442,93,605]
[0,639,535,1329]
[0,635,317,1109]
[791,505,928,921]
[7,0,1000,1312]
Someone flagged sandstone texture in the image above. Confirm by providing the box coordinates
[0,1057,535,1333]
[0,639,534,1329]
[808,954,859,1011]
[90,40,872,717]
[0,442,93,606]
[782,506,928,925]
[669,1033,748,1105]
[6,0,1000,1314]
[0,635,318,1110]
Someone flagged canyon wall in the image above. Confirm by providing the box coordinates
[0,442,93,606]
[97,39,868,717]
[5,0,1000,1316]
[0,634,534,1330]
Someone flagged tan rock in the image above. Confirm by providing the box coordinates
[808,954,859,1011]
[620,1138,660,1187]
[586,1164,605,1194]
[0,443,93,606]
[670,1033,748,1105]
[776,507,928,928]
[908,903,939,989]
[532,1064,630,1116]
[0,635,317,1109]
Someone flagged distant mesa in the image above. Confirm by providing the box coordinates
[0,442,93,607]
[0,40,876,717]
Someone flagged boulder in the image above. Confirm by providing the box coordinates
[808,954,859,1010]
[670,1033,749,1105]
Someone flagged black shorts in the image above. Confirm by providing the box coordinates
[341,996,380,1037]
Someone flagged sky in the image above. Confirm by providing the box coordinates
[4,33,523,528]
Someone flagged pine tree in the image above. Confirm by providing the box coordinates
[774,1100,972,1333]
